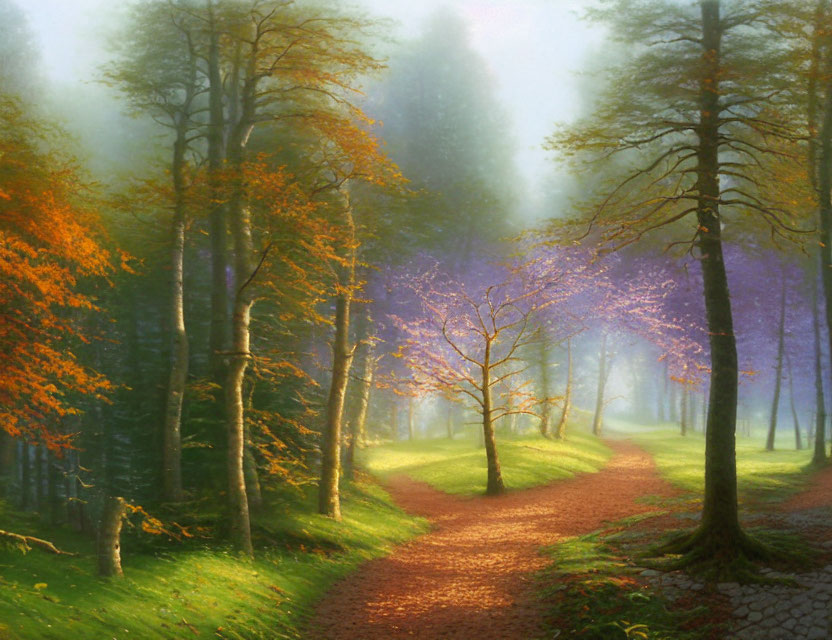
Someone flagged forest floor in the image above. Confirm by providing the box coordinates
[308,440,677,639]
[309,436,832,640]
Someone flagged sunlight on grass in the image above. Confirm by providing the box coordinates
[0,481,427,640]
[360,429,612,495]
[628,428,813,502]
[539,519,709,640]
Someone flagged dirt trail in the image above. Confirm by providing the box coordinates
[309,440,677,640]
[782,460,832,511]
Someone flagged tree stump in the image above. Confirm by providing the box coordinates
[97,496,127,577]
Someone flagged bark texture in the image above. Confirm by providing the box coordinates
[97,496,127,577]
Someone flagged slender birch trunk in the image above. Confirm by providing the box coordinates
[318,199,356,520]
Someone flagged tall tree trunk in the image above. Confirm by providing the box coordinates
[391,399,398,441]
[162,123,189,504]
[592,333,608,437]
[556,338,572,440]
[482,339,505,495]
[97,496,126,578]
[318,275,354,519]
[680,385,688,437]
[446,402,454,439]
[680,0,755,561]
[207,0,230,383]
[345,328,374,481]
[816,0,832,465]
[408,397,415,441]
[785,352,802,450]
[319,197,356,520]
[812,267,828,464]
[538,339,551,437]
[766,277,787,451]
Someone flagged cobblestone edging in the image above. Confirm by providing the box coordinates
[641,509,832,640]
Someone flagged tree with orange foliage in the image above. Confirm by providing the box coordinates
[0,96,113,453]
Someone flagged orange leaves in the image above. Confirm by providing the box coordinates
[0,97,113,450]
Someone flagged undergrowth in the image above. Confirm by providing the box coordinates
[0,478,427,640]
[538,514,726,640]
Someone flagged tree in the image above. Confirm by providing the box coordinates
[391,257,546,495]
[107,0,205,503]
[0,96,113,451]
[551,0,808,570]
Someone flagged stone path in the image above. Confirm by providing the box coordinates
[642,508,832,639]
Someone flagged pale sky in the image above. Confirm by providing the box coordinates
[19,0,604,193]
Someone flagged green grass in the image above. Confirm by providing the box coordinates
[360,429,612,496]
[539,517,718,640]
[627,428,814,503]
[0,479,427,640]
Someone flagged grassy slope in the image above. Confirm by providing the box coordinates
[627,426,814,503]
[0,479,427,640]
[360,429,612,496]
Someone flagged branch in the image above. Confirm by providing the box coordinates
[238,242,274,294]
[0,530,76,556]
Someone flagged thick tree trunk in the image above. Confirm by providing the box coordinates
[816,20,832,465]
[446,402,454,439]
[391,400,398,441]
[592,333,608,437]
[766,278,787,451]
[812,269,828,464]
[683,0,755,562]
[97,496,127,578]
[482,340,505,495]
[556,338,572,440]
[162,126,189,504]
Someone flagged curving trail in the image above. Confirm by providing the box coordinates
[308,440,677,640]
[782,460,832,511]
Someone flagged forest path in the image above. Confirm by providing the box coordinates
[782,459,832,511]
[308,440,677,640]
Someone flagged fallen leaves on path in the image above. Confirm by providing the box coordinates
[781,461,832,511]
[309,440,677,639]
